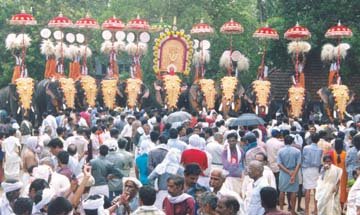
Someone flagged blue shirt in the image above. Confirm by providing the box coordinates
[346,147,360,180]
[302,143,323,169]
[136,154,149,185]
[277,145,301,170]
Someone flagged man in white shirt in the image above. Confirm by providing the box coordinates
[206,132,224,167]
[265,129,284,193]
[64,127,88,156]
[247,160,269,215]
[2,128,21,180]
[120,115,135,151]
[41,112,58,138]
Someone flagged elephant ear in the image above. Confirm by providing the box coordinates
[317,87,329,105]
[237,84,245,97]
[189,84,199,100]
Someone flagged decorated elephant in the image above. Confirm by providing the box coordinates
[282,86,311,120]
[189,79,219,113]
[218,76,246,117]
[244,80,272,117]
[0,81,36,122]
[117,78,150,111]
[154,75,189,111]
[317,85,355,121]
[35,79,65,117]
[75,75,98,110]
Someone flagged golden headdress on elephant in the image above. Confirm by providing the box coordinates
[153,20,193,109]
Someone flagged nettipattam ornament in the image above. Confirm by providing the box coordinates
[288,86,305,118]
[101,79,118,110]
[59,78,76,109]
[199,79,216,110]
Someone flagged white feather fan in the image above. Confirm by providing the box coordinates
[5,33,18,50]
[219,50,232,70]
[288,41,311,54]
[321,43,335,62]
[193,51,200,65]
[114,40,126,52]
[65,45,79,59]
[236,54,250,71]
[193,50,210,65]
[137,42,148,56]
[101,41,113,54]
[334,43,350,59]
[40,39,55,56]
[79,45,92,58]
[126,42,138,56]
[16,34,31,48]
[54,42,68,59]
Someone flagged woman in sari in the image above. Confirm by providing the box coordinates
[329,138,348,209]
[315,155,342,215]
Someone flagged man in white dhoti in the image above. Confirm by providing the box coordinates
[315,155,342,215]
[347,165,360,215]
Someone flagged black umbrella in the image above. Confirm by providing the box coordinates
[227,113,265,127]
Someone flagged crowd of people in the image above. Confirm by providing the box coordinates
[0,107,360,215]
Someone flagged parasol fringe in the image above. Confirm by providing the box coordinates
[5,33,18,50]
[54,42,68,59]
[16,34,31,48]
[79,45,92,58]
[321,43,335,62]
[236,54,250,72]
[334,43,351,59]
[40,39,55,57]
[219,50,232,70]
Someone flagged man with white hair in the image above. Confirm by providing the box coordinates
[247,160,269,215]
[0,179,23,214]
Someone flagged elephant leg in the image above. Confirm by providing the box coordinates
[325,107,333,122]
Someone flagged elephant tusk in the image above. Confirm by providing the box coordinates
[63,104,66,110]
[218,103,223,112]
[333,111,337,118]
[345,111,352,118]
[31,106,34,113]
[256,106,258,115]
[265,106,269,115]
[231,102,235,110]
[202,107,206,114]
[17,106,21,114]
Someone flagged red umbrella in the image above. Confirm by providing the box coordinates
[325,21,353,39]
[126,15,149,32]
[253,26,279,40]
[75,13,99,29]
[9,9,37,26]
[102,16,125,31]
[190,19,214,36]
[48,12,73,28]
[220,18,244,34]
[284,22,311,41]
